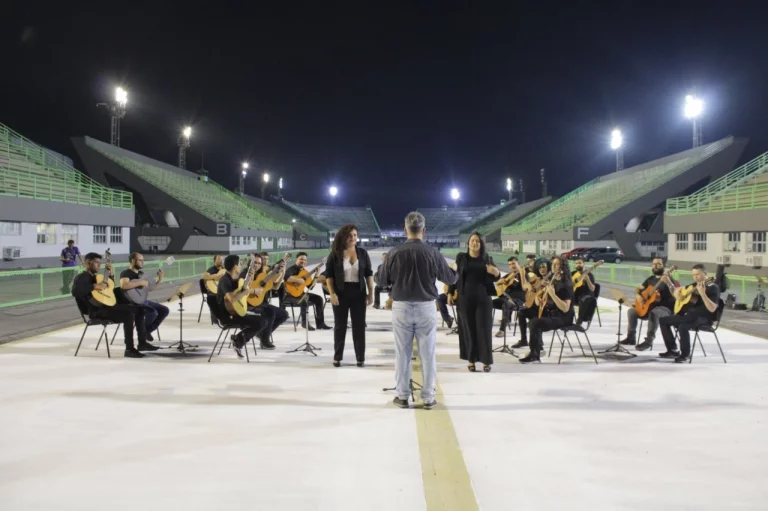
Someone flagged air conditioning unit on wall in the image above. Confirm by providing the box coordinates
[747,256,763,269]
[716,255,732,265]
[3,247,22,260]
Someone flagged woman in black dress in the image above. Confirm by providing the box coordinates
[448,232,501,372]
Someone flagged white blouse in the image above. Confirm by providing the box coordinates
[343,257,359,282]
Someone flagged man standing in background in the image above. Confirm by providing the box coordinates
[60,239,84,294]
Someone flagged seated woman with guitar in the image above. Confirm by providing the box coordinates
[512,257,550,349]
[658,264,720,363]
[71,251,150,358]
[520,255,574,364]
[620,257,677,351]
[493,256,525,338]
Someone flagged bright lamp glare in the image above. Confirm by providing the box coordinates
[610,129,623,150]
[115,87,127,106]
[182,126,192,138]
[241,162,249,170]
[329,186,338,197]
[292,218,296,223]
[450,188,460,200]
[241,170,247,177]
[279,177,283,189]
[263,173,270,183]
[506,178,512,191]
[684,95,704,119]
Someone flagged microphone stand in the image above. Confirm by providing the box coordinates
[166,282,198,353]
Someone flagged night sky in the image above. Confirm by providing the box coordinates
[2,3,767,227]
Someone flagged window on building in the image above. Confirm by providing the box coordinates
[110,226,123,244]
[36,223,56,244]
[723,232,741,253]
[748,231,767,253]
[693,232,707,251]
[0,221,21,236]
[231,236,241,246]
[93,225,107,244]
[675,233,688,251]
[59,224,78,245]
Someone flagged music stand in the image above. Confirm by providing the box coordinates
[599,288,636,358]
[492,302,518,357]
[166,282,198,353]
[286,292,321,356]
[383,347,422,402]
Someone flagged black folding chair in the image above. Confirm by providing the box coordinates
[548,297,599,364]
[690,299,727,364]
[207,295,252,363]
[74,299,120,358]
[593,283,602,327]
[197,279,209,323]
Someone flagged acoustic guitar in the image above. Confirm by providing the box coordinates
[536,271,556,318]
[124,256,175,305]
[205,269,226,295]
[494,271,519,297]
[225,254,257,317]
[634,265,677,318]
[572,261,603,291]
[524,272,545,308]
[284,257,326,298]
[247,253,292,307]
[674,277,715,315]
[90,249,116,307]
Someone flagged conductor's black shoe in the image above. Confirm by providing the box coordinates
[674,354,690,363]
[393,397,409,409]
[317,324,332,330]
[636,340,653,351]
[146,332,154,342]
[260,342,276,350]
[137,342,159,352]
[124,348,145,358]
[519,354,540,364]
[301,324,316,331]
[446,318,454,329]
[422,399,437,410]
[619,337,636,346]
[511,340,528,349]
[659,350,680,359]
[357,361,365,367]
[373,304,381,309]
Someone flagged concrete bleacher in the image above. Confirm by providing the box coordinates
[667,151,768,215]
[0,122,132,209]
[282,200,380,234]
[244,195,327,236]
[505,138,733,234]
[417,206,494,235]
[463,197,554,237]
[85,137,290,232]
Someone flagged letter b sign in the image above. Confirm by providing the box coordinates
[216,224,229,236]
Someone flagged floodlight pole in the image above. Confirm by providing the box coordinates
[178,135,190,169]
[692,118,702,148]
[615,147,624,171]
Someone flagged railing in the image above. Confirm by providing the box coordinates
[0,249,330,310]
[667,152,768,215]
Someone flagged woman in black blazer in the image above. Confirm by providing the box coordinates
[448,232,501,372]
[324,224,374,367]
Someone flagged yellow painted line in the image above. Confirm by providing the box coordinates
[412,358,479,511]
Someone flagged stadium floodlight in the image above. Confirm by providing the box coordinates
[279,177,283,189]
[684,94,704,147]
[450,188,460,200]
[506,177,513,201]
[115,87,128,107]
[177,126,192,169]
[239,162,249,195]
[182,126,192,139]
[292,218,296,223]
[263,172,270,183]
[97,86,129,147]
[611,128,624,172]
[329,185,338,205]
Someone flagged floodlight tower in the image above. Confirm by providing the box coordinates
[506,177,513,202]
[450,187,460,208]
[278,177,283,198]
[97,86,128,147]
[261,172,270,199]
[540,169,547,197]
[684,94,704,147]
[239,162,249,195]
[611,128,624,171]
[329,185,338,205]
[520,178,526,202]
[178,126,192,169]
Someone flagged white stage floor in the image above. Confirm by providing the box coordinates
[2,261,768,510]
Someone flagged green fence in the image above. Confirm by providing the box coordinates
[0,249,330,310]
[440,249,762,304]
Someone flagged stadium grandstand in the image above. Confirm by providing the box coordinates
[243,195,330,248]
[280,200,381,246]
[665,151,768,277]
[457,197,553,250]
[416,205,498,246]
[0,122,134,269]
[501,136,747,260]
[73,136,294,255]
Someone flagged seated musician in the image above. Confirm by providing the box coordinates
[71,252,150,358]
[200,255,225,294]
[436,291,455,329]
[216,255,269,358]
[246,253,289,349]
[571,257,597,327]
[373,252,393,309]
[658,264,719,363]
[521,255,574,363]
[524,253,537,273]
[261,251,285,302]
[283,252,332,331]
[620,257,677,351]
[513,257,550,349]
[493,256,525,337]
[119,252,169,343]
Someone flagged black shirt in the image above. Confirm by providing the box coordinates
[379,239,456,302]
[72,271,113,314]
[501,274,523,296]
[206,265,221,276]
[216,273,237,307]
[324,247,374,293]
[571,269,595,300]
[640,275,676,310]
[546,280,575,316]
[120,269,142,282]
[464,255,490,297]
[684,282,720,320]
[284,264,302,280]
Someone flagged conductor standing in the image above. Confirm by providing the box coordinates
[379,212,456,409]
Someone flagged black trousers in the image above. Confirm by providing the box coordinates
[90,304,146,348]
[493,293,524,330]
[528,313,574,357]
[226,311,269,346]
[373,285,391,308]
[517,306,539,343]
[576,295,597,325]
[458,293,494,366]
[332,286,367,362]
[297,294,325,326]
[659,313,710,356]
[437,293,454,324]
[250,304,289,343]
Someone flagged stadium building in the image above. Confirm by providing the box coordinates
[1,123,134,268]
[665,151,768,276]
[280,200,381,247]
[500,137,747,260]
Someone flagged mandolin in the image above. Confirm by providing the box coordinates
[225,254,257,317]
[634,266,677,318]
[124,256,175,305]
[247,253,292,307]
[572,261,603,291]
[284,257,326,298]
[90,249,116,307]
[674,277,715,315]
